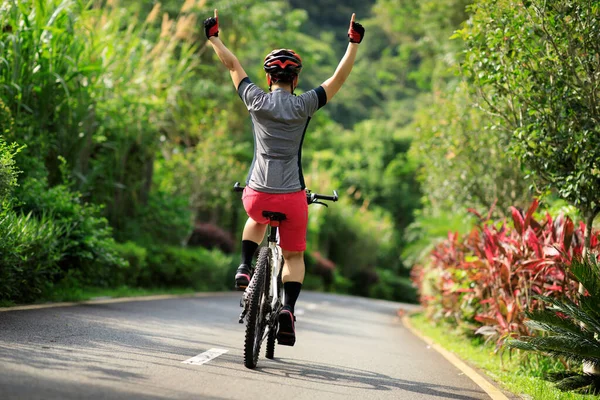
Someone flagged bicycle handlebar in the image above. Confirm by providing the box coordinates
[308,192,338,203]
[233,182,338,205]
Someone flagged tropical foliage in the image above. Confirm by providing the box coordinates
[509,255,600,394]
[413,200,598,346]
[408,0,600,390]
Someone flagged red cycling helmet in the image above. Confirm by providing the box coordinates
[264,49,303,75]
[264,49,302,90]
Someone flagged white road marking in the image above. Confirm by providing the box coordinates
[182,348,228,365]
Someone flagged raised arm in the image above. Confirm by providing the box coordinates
[204,10,248,89]
[321,14,365,101]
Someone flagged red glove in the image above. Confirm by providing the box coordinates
[348,14,365,43]
[204,9,219,39]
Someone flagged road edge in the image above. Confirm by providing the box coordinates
[0,292,235,312]
[401,312,511,400]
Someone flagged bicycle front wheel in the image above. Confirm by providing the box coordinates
[243,246,271,369]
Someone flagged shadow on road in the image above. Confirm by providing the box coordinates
[0,299,238,383]
[256,358,486,400]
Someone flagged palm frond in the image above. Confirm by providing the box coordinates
[524,309,597,340]
[508,337,600,365]
[533,295,600,335]
[523,320,598,347]
[570,255,600,298]
[579,296,600,321]
[546,371,579,383]
[555,374,594,392]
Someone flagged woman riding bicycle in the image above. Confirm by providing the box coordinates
[204,10,365,346]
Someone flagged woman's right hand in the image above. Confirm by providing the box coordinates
[348,13,365,44]
[204,9,219,39]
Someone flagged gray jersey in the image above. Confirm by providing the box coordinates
[237,78,327,194]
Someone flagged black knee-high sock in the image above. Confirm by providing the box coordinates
[241,240,259,266]
[283,282,302,314]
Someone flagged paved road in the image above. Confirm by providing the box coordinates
[0,292,502,399]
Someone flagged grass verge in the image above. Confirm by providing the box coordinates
[409,313,594,400]
[0,286,198,308]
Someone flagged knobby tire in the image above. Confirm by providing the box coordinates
[243,247,271,369]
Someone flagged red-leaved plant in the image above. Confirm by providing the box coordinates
[412,199,599,350]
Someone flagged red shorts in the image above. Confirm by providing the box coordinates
[242,187,308,252]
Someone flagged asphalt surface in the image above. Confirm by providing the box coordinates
[0,292,503,399]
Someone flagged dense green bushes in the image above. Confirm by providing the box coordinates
[0,174,128,303]
[0,210,65,302]
[0,0,225,303]
[401,0,600,387]
[370,269,417,303]
[307,189,402,296]
[112,241,234,292]
[18,178,126,285]
[118,189,193,246]
[110,241,149,287]
[0,232,234,304]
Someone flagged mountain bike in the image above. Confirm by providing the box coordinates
[233,182,338,369]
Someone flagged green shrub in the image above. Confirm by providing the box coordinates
[119,190,192,246]
[301,274,325,291]
[313,203,395,277]
[110,241,148,286]
[332,271,353,294]
[369,269,417,303]
[141,246,235,292]
[302,252,325,291]
[308,198,397,297]
[16,178,126,288]
[0,210,66,303]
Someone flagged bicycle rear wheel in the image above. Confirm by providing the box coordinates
[243,246,271,369]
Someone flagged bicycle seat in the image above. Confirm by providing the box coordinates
[262,211,287,222]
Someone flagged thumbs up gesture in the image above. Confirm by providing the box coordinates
[204,9,219,39]
[348,13,365,44]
